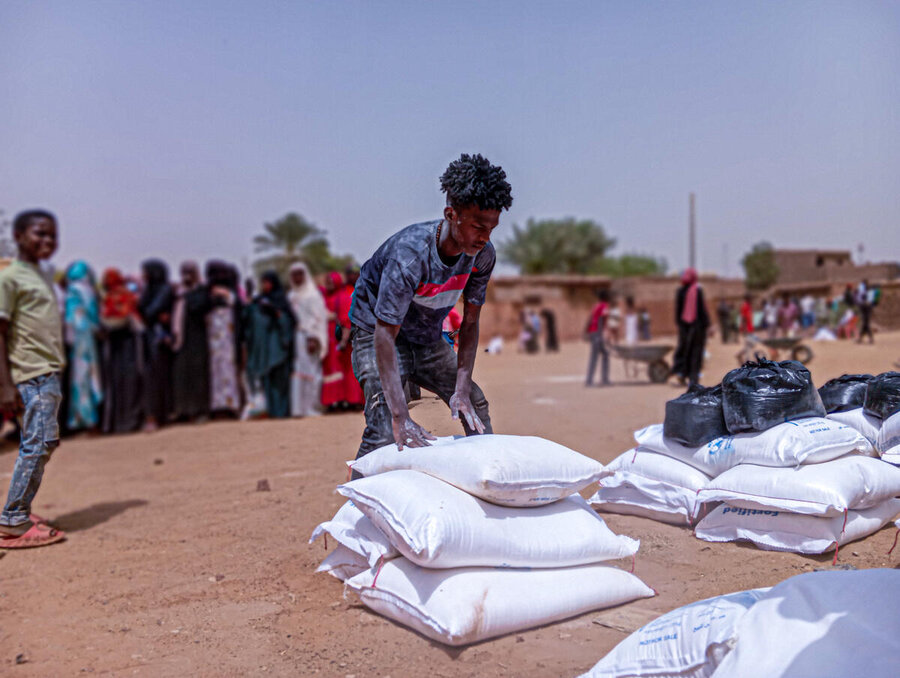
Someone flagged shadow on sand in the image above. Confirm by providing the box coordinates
[51,499,148,533]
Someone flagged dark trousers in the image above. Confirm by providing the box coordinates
[718,316,731,344]
[674,323,706,385]
[144,338,173,425]
[859,305,874,343]
[262,361,291,419]
[586,332,610,385]
[350,327,492,461]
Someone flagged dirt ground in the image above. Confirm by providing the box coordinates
[2,331,900,677]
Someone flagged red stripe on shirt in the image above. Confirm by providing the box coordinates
[588,302,608,333]
[416,273,470,298]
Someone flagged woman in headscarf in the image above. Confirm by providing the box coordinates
[321,271,364,411]
[287,262,328,417]
[64,261,103,431]
[138,259,175,431]
[205,260,243,417]
[100,268,144,433]
[171,261,211,421]
[671,268,710,387]
[244,270,296,418]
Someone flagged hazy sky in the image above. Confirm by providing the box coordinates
[2,1,898,278]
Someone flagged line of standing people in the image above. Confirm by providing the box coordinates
[52,259,362,435]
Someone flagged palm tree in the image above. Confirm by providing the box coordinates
[499,217,617,275]
[252,212,356,279]
[253,213,327,260]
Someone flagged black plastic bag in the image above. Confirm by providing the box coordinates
[664,384,728,447]
[818,374,874,414]
[863,372,900,420]
[722,358,826,434]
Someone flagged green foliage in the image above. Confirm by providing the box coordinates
[498,217,666,277]
[252,212,355,280]
[594,253,668,277]
[498,217,617,274]
[741,241,779,290]
[0,209,15,259]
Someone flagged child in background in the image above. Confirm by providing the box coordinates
[638,306,651,341]
[606,295,622,345]
[623,296,639,345]
[622,296,640,379]
[0,210,67,548]
[442,306,462,349]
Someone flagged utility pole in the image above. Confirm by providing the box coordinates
[688,193,696,270]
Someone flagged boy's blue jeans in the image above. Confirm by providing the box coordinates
[350,327,492,461]
[0,372,62,528]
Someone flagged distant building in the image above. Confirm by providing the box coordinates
[773,249,899,286]
[473,248,900,344]
[477,274,744,342]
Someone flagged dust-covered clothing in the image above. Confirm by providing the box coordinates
[350,327,492,460]
[350,220,495,344]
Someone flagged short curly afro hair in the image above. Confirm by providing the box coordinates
[440,153,513,212]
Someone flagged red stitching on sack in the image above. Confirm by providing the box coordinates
[323,534,328,551]
[832,541,840,566]
[630,554,636,573]
[371,556,386,589]
[840,508,848,536]
[888,528,899,556]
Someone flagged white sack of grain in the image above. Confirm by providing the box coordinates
[349,434,608,506]
[345,558,654,646]
[338,470,639,568]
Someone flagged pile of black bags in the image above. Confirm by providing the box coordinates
[663,360,900,440]
[818,374,873,414]
[864,372,900,421]
[663,385,728,447]
[720,359,826,434]
[664,358,828,438]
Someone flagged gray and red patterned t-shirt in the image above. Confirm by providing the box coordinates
[350,220,495,345]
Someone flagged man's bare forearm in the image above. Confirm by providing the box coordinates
[374,320,408,420]
[454,303,481,396]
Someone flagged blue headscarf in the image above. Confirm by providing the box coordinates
[64,260,103,430]
[65,260,99,328]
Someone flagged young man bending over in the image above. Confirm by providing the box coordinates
[349,153,513,461]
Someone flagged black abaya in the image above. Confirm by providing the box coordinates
[139,260,175,426]
[673,285,710,385]
[541,309,559,352]
[173,286,212,419]
[101,324,144,433]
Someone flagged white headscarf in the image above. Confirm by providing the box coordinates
[288,261,328,359]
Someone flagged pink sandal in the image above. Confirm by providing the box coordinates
[0,523,66,549]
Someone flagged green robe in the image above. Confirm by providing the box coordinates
[244,301,294,418]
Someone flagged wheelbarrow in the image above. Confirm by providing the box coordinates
[760,337,814,364]
[610,344,674,383]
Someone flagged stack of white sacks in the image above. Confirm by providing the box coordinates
[832,408,900,464]
[580,568,900,678]
[591,409,900,555]
[310,434,655,646]
[821,373,900,465]
[591,417,900,554]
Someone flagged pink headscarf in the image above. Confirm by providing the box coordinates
[680,268,699,324]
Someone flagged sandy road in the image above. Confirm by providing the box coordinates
[2,332,899,676]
